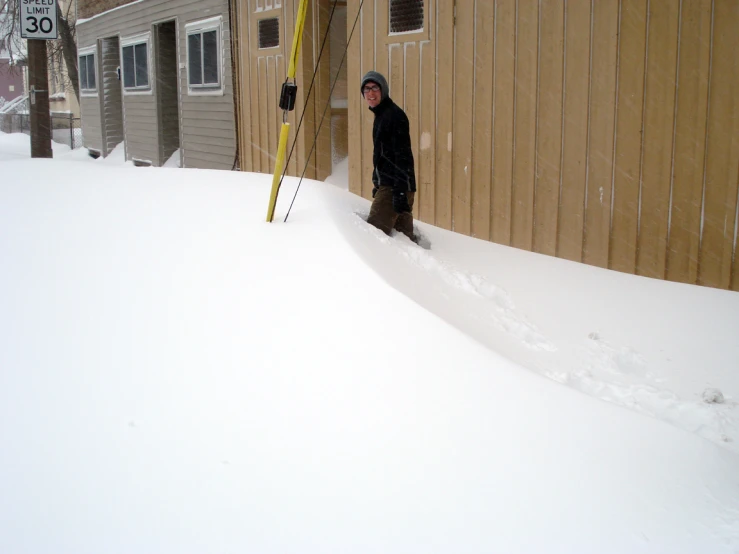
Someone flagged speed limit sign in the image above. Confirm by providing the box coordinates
[20,0,58,40]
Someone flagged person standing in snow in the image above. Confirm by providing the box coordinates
[361,71,417,242]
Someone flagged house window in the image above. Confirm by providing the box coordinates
[187,27,220,88]
[79,52,96,91]
[258,17,279,49]
[390,0,424,34]
[121,38,149,90]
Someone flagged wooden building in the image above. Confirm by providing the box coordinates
[76,0,237,169]
[235,1,739,290]
[232,0,346,181]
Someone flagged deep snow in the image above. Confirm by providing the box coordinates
[1,132,738,553]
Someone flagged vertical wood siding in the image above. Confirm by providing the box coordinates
[534,0,564,257]
[583,1,618,268]
[231,0,739,290]
[699,0,739,290]
[666,0,712,285]
[558,0,590,263]
[492,0,516,246]
[343,0,739,291]
[237,0,334,180]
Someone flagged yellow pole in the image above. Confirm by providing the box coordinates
[287,0,310,79]
[266,123,291,222]
[266,0,310,222]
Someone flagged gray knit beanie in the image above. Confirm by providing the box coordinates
[360,71,389,101]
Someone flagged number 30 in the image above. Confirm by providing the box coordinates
[26,17,53,34]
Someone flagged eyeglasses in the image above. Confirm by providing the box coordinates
[363,85,381,94]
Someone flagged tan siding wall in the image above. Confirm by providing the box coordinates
[345,0,739,291]
[77,0,236,169]
[700,0,739,290]
[491,1,515,246]
[559,0,590,263]
[583,2,618,268]
[232,0,739,291]
[239,3,286,174]
[534,0,564,257]
[236,0,339,179]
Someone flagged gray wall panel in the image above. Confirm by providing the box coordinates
[77,0,236,169]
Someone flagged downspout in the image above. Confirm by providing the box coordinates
[228,0,242,170]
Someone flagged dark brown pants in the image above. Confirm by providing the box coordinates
[367,187,415,241]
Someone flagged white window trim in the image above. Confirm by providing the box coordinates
[78,45,98,97]
[120,32,153,96]
[185,16,225,97]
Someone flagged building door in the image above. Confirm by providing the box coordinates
[154,20,181,167]
[99,36,124,157]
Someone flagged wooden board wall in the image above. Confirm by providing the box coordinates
[229,0,738,290]
[236,0,333,181]
[343,0,739,290]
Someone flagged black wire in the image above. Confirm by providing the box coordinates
[277,0,339,192]
[284,0,365,222]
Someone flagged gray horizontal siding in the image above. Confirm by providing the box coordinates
[184,150,236,169]
[178,126,235,140]
[181,138,236,156]
[122,94,157,161]
[182,110,236,123]
[77,0,236,170]
[79,0,223,41]
[80,95,103,152]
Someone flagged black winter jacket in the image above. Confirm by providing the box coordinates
[370,98,417,193]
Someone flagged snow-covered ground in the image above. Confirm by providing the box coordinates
[1,132,738,553]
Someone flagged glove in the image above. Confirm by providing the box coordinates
[372,186,379,198]
[392,191,411,213]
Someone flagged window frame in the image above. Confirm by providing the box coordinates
[185,16,224,95]
[120,33,152,95]
[78,46,97,96]
[387,0,429,43]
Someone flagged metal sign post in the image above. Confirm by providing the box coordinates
[20,0,58,158]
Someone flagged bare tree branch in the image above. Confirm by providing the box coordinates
[58,12,78,102]
[0,0,25,66]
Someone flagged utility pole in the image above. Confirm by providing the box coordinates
[20,0,59,158]
[28,39,53,158]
